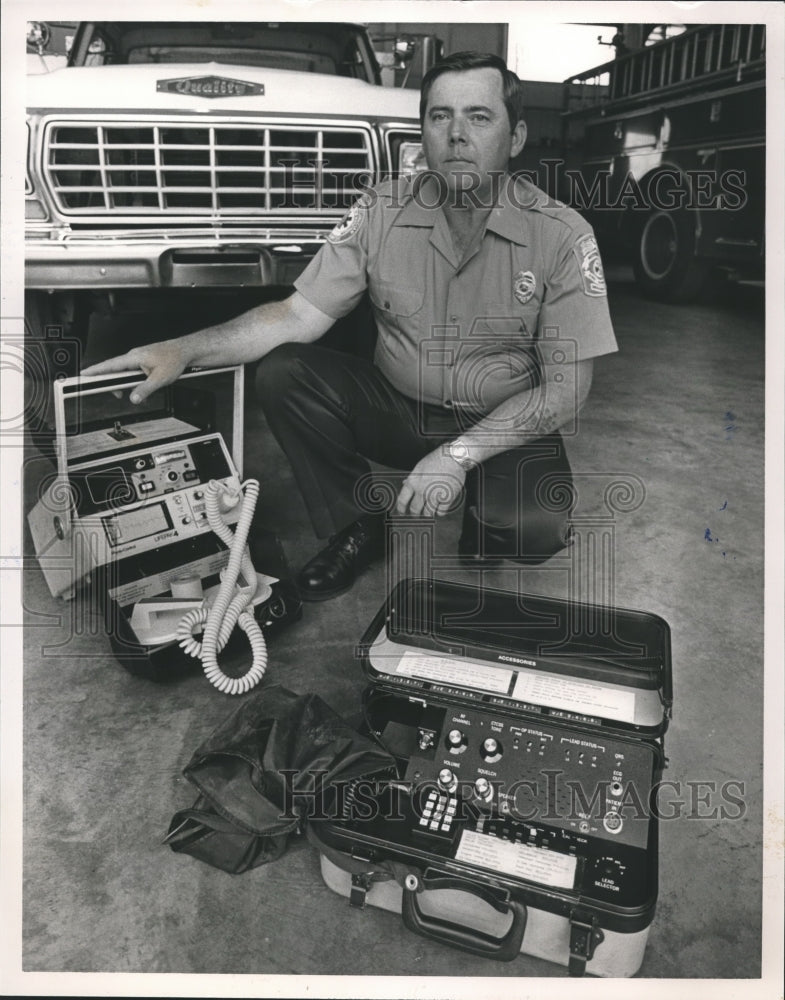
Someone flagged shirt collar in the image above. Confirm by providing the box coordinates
[484,175,531,246]
[392,172,530,246]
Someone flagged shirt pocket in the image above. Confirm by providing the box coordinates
[369,279,424,319]
[466,299,541,388]
[472,298,541,339]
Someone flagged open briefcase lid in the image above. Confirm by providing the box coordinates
[358,578,673,738]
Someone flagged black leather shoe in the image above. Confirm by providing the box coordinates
[296,518,384,601]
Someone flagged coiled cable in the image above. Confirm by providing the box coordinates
[176,478,268,694]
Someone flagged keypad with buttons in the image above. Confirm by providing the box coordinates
[419,789,458,833]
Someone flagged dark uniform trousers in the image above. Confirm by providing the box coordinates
[256,342,574,564]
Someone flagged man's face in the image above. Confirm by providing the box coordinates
[421,67,526,203]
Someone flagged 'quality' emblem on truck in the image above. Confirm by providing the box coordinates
[157,76,265,98]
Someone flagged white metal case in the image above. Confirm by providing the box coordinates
[27,366,301,680]
[313,577,672,977]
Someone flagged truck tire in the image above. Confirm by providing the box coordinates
[24,291,89,438]
[632,209,709,303]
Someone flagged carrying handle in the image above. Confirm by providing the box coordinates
[401,873,527,962]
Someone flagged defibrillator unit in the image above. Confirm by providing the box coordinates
[312,577,672,977]
[27,366,300,684]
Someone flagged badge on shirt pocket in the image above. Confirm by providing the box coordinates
[513,269,536,305]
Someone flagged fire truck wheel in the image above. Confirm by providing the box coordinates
[632,209,709,303]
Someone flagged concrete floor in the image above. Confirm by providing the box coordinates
[16,268,767,989]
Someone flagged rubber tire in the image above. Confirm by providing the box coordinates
[632,209,709,303]
[23,291,89,437]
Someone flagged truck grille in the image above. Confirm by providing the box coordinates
[42,119,375,216]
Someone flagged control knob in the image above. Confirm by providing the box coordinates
[446,729,464,749]
[438,768,458,793]
[474,777,493,803]
[481,737,503,762]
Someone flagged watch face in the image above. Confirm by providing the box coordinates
[449,441,472,468]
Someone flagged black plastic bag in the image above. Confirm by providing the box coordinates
[164,684,394,873]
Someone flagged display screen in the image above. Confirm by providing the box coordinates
[85,467,134,507]
[103,503,171,547]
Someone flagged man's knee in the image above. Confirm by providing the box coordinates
[255,342,312,407]
[461,438,575,562]
[461,501,572,563]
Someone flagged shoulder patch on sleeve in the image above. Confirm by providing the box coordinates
[327,199,367,245]
[573,234,607,297]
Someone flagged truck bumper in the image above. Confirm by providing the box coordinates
[25,235,325,289]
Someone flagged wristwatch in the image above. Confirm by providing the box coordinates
[447,439,476,471]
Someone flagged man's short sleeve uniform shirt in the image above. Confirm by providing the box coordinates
[295,175,618,412]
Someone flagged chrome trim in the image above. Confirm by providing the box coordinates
[39,113,378,222]
[24,235,322,289]
[382,124,422,177]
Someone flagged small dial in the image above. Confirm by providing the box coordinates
[480,737,503,763]
[592,854,628,885]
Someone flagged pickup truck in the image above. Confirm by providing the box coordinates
[24,20,426,381]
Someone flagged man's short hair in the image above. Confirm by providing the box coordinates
[419,51,525,131]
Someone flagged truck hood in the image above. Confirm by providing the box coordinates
[26,62,421,121]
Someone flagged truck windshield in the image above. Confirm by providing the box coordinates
[128,46,339,75]
[74,22,377,81]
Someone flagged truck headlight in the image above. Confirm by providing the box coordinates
[398,141,427,178]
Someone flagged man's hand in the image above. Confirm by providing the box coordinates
[395,447,466,517]
[81,340,188,405]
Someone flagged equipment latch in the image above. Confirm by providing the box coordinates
[568,909,605,976]
[350,872,374,909]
